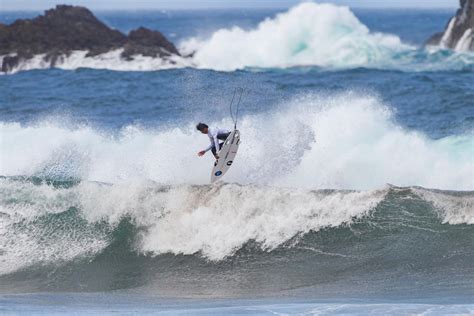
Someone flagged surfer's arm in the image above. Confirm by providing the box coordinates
[211,135,221,159]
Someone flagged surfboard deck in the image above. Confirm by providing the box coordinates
[211,129,240,183]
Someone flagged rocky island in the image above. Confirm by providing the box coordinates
[0,5,181,72]
[426,0,473,51]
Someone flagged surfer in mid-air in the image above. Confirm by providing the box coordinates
[196,89,243,182]
[196,123,230,160]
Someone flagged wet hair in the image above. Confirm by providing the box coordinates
[196,123,208,131]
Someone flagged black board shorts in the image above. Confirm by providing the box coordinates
[211,132,231,155]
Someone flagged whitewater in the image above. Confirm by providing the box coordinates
[1,93,473,190]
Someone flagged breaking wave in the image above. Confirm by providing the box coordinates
[181,2,474,72]
[0,177,472,277]
[182,2,409,71]
[0,178,382,271]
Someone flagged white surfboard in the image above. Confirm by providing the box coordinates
[211,129,240,183]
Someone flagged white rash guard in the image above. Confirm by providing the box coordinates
[204,127,230,153]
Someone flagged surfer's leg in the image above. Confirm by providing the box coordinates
[217,133,230,141]
[211,146,217,155]
[216,133,230,150]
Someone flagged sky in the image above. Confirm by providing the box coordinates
[0,0,459,10]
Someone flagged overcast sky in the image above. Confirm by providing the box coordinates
[0,0,459,10]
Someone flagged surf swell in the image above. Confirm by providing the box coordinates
[2,2,474,74]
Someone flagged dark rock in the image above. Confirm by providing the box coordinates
[1,55,20,73]
[0,5,126,56]
[426,32,443,46]
[426,0,473,51]
[121,27,180,60]
[0,5,181,72]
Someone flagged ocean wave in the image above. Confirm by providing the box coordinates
[0,177,472,277]
[1,2,474,74]
[1,93,472,190]
[181,2,406,71]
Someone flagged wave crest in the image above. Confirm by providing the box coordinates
[1,177,472,276]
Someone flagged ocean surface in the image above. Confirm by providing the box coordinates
[0,3,473,315]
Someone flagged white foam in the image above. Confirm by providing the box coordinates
[1,93,472,191]
[4,53,51,74]
[272,94,474,191]
[454,28,473,52]
[56,49,191,72]
[413,188,474,225]
[0,178,386,266]
[2,49,191,74]
[440,17,456,48]
[181,2,410,71]
[138,184,386,260]
[2,176,472,272]
[0,179,109,274]
[179,2,473,71]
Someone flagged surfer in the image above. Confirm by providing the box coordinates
[196,123,230,160]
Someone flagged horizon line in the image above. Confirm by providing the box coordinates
[0,6,459,12]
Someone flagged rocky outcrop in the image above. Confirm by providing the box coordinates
[122,27,179,60]
[0,5,180,72]
[426,0,473,51]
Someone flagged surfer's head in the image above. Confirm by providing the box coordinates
[196,123,208,134]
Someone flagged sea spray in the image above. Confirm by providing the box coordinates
[1,93,472,190]
[181,2,409,70]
